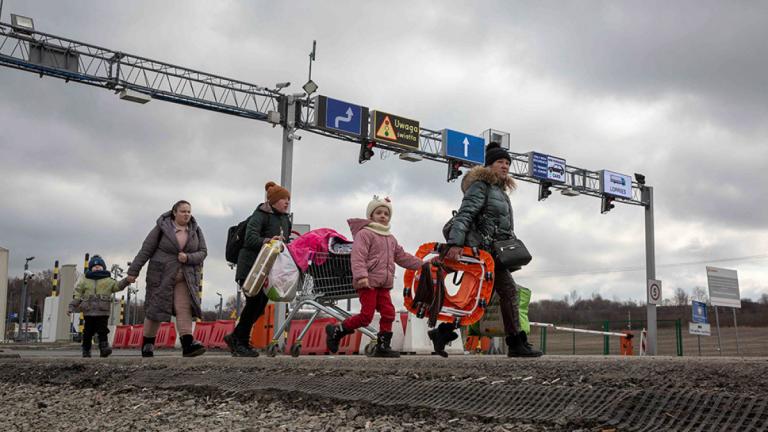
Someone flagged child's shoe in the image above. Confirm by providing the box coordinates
[325,324,353,354]
[141,336,155,358]
[372,332,400,358]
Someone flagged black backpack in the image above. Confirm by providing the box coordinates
[225,217,250,264]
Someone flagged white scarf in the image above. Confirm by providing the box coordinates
[363,221,391,236]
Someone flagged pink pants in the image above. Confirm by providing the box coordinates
[342,288,395,333]
[144,273,193,338]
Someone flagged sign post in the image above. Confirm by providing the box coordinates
[690,299,710,356]
[707,266,741,356]
[646,277,661,355]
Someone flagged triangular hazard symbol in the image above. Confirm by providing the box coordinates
[376,115,398,141]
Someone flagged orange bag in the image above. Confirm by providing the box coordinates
[403,242,495,326]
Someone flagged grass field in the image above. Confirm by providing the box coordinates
[526,325,768,356]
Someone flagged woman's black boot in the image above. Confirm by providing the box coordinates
[180,334,206,357]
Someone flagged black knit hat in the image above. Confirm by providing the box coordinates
[484,142,511,167]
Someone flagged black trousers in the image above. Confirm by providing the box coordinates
[233,288,269,342]
[82,315,110,349]
[493,264,521,336]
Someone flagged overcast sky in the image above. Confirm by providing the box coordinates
[1,1,767,312]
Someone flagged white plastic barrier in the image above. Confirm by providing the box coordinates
[402,313,463,355]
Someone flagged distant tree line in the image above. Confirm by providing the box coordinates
[529,288,768,330]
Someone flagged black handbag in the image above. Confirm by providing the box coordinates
[492,236,532,271]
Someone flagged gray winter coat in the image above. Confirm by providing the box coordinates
[127,211,207,321]
[447,166,517,250]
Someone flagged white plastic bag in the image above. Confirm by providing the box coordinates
[265,248,300,302]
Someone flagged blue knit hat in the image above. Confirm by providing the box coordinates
[88,255,107,270]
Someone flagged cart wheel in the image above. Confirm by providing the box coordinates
[266,342,279,357]
[364,341,377,356]
[290,343,302,358]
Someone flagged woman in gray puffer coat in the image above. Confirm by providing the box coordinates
[127,200,207,358]
[439,142,542,358]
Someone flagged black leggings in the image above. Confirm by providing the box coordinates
[233,288,269,342]
[82,315,110,349]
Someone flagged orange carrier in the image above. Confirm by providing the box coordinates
[403,242,495,327]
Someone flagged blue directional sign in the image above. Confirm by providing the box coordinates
[692,300,708,324]
[528,151,566,183]
[313,95,368,137]
[441,129,485,165]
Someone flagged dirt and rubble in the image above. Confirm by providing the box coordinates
[0,354,767,431]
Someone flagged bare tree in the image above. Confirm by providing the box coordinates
[691,286,708,303]
[760,293,768,305]
[568,289,581,305]
[673,287,690,306]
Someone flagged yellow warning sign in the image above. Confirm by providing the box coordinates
[370,110,420,149]
[376,115,398,141]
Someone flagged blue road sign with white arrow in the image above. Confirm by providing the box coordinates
[313,95,368,137]
[441,129,485,165]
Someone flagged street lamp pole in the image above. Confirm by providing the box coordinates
[216,292,223,320]
[18,256,34,341]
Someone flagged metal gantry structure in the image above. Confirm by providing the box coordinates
[0,19,659,354]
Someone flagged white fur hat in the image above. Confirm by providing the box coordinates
[366,195,393,219]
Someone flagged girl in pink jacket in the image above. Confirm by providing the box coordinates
[326,196,422,357]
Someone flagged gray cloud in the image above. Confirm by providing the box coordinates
[1,1,766,310]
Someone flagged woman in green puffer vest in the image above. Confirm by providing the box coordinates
[69,255,129,358]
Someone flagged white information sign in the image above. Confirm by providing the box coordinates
[689,322,711,336]
[600,170,633,199]
[647,279,662,305]
[706,266,741,309]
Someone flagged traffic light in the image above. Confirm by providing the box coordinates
[447,161,463,182]
[358,141,375,164]
[538,181,553,201]
[601,195,615,214]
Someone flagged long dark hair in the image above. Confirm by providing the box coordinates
[171,200,191,216]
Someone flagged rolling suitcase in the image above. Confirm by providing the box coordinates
[242,240,283,297]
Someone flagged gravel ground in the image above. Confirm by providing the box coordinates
[1,354,767,431]
[0,381,545,432]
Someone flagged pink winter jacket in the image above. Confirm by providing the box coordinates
[348,218,423,290]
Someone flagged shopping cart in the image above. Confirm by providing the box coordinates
[264,240,379,357]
